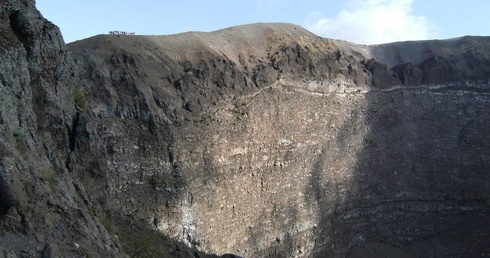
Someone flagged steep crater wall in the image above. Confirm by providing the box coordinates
[169,81,490,257]
[67,25,490,257]
[0,0,124,256]
[0,1,230,257]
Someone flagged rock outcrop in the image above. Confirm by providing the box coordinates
[0,1,223,257]
[1,1,489,257]
[67,24,490,257]
[0,0,122,256]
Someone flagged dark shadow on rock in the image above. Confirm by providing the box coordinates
[65,24,490,257]
[107,212,232,258]
[309,82,490,257]
[301,37,490,257]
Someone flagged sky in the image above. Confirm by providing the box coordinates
[36,0,489,45]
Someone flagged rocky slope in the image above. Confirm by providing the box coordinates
[0,1,489,257]
[0,0,123,256]
[0,0,227,257]
[68,23,490,257]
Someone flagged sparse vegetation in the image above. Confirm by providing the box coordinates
[13,128,29,155]
[13,129,25,139]
[44,172,58,189]
[74,84,89,112]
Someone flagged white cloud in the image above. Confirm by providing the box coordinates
[305,0,429,44]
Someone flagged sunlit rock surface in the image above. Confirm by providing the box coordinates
[68,23,490,257]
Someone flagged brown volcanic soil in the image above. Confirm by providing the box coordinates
[68,23,490,122]
[68,23,341,123]
[69,23,324,62]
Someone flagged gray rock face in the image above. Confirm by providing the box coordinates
[0,0,125,257]
[1,1,224,257]
[66,23,490,257]
[1,1,489,257]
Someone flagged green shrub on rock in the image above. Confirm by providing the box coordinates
[74,84,89,112]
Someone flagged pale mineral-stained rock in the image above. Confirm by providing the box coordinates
[1,1,489,257]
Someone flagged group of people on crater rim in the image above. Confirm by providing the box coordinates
[109,31,135,35]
